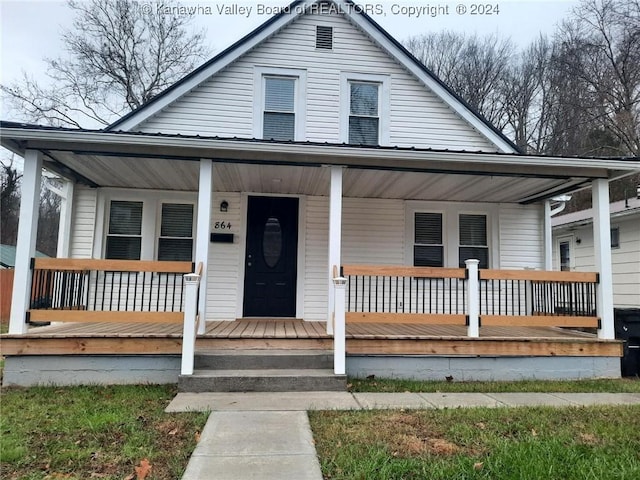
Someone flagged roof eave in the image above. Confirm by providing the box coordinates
[3,124,639,174]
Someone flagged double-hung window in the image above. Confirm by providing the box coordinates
[349,81,379,145]
[158,203,194,261]
[105,201,143,260]
[255,67,306,142]
[458,214,489,268]
[263,76,296,141]
[413,212,444,267]
[408,205,493,269]
[102,194,195,261]
[341,73,389,146]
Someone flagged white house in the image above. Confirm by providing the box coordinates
[552,192,640,308]
[2,0,639,387]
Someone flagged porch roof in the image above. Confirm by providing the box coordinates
[2,122,639,204]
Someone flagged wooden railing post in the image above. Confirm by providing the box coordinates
[466,259,480,338]
[333,275,347,375]
[181,273,201,376]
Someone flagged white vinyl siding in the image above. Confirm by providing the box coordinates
[69,185,97,258]
[136,12,497,151]
[303,196,329,321]
[207,192,242,320]
[343,198,405,265]
[553,215,640,308]
[498,204,544,270]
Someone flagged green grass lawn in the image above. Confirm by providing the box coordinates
[348,376,640,393]
[310,405,640,480]
[0,384,208,480]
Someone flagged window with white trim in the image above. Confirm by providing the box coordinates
[413,212,444,267]
[349,81,379,145]
[408,204,494,269]
[158,203,194,261]
[459,214,488,268]
[105,201,143,260]
[263,76,296,141]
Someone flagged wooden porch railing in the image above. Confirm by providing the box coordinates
[339,264,599,331]
[479,269,599,328]
[341,265,467,326]
[28,258,194,324]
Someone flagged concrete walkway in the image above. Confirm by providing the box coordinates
[172,392,640,479]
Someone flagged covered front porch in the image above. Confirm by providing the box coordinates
[1,123,636,384]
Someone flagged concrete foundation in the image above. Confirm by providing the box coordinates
[346,355,621,381]
[2,354,621,387]
[2,355,181,387]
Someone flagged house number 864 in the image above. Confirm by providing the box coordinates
[214,221,232,229]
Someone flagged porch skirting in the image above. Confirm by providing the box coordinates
[2,354,621,387]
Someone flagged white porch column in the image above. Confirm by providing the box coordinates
[592,178,614,339]
[333,276,347,374]
[465,259,480,338]
[9,150,42,334]
[327,166,344,335]
[543,200,552,270]
[195,159,213,335]
[56,180,75,257]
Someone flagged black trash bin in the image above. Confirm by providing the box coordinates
[614,308,640,377]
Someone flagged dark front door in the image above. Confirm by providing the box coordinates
[243,196,298,317]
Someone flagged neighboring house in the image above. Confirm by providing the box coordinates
[552,193,640,308]
[0,244,49,269]
[1,0,639,386]
[0,245,48,322]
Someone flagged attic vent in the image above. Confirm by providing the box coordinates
[316,25,333,49]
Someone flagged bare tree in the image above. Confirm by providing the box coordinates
[404,31,515,127]
[553,0,640,156]
[1,0,209,127]
[1,159,22,247]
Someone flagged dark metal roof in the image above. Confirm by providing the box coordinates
[3,120,639,162]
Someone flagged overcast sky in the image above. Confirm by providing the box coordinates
[0,0,579,87]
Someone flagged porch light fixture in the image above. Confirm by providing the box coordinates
[220,200,229,212]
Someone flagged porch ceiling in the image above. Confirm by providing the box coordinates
[2,123,638,204]
[44,150,588,203]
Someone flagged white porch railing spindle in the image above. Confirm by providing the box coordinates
[181,273,201,376]
[333,275,347,375]
[466,259,480,338]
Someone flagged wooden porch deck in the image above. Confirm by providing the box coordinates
[0,319,621,357]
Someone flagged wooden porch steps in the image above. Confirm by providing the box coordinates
[178,349,347,392]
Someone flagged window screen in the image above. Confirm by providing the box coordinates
[105,201,143,260]
[414,212,443,267]
[349,82,379,145]
[459,214,488,268]
[263,77,295,141]
[158,203,194,261]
